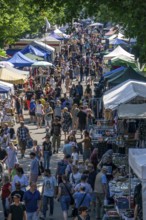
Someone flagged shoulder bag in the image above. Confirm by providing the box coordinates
[72,193,87,217]
[63,183,74,205]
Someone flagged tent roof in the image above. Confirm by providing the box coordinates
[0,83,10,93]
[111,55,138,70]
[105,28,117,36]
[0,67,27,84]
[129,149,146,180]
[111,54,135,63]
[118,103,146,119]
[103,66,125,78]
[104,45,134,60]
[110,38,128,45]
[21,45,45,57]
[103,80,146,110]
[32,41,55,52]
[8,52,34,68]
[40,36,60,43]
[108,34,117,40]
[108,66,146,86]
[6,65,29,75]
[49,32,64,40]
[0,81,14,94]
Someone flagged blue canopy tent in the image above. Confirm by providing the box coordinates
[8,52,34,68]
[21,45,45,58]
[49,32,64,40]
[110,38,128,45]
[32,45,52,61]
[103,66,125,78]
[0,84,10,93]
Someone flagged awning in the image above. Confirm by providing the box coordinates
[0,67,27,84]
[118,104,146,119]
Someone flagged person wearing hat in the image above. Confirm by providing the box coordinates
[8,194,27,220]
[94,166,108,220]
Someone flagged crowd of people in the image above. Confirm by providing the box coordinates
[0,24,142,220]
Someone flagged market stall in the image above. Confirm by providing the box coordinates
[129,149,146,220]
[103,80,146,110]
[103,46,134,60]
[0,67,27,84]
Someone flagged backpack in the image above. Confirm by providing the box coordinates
[57,160,68,176]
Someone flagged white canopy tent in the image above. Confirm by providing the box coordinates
[0,81,14,94]
[32,41,55,52]
[111,54,135,62]
[108,34,118,41]
[129,149,146,220]
[103,80,146,110]
[118,103,146,119]
[103,45,134,60]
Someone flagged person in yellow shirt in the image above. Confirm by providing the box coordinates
[40,95,46,107]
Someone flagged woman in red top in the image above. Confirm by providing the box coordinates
[1,175,11,220]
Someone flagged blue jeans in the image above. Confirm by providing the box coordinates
[2,198,9,218]
[27,211,38,220]
[42,196,54,217]
[44,151,51,169]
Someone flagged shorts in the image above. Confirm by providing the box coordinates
[30,111,35,116]
[19,140,27,150]
[60,195,71,211]
[36,113,43,118]
[16,109,22,115]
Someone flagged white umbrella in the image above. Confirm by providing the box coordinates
[32,61,53,67]
[0,61,14,67]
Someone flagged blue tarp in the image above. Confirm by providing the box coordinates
[103,66,125,77]
[21,45,45,57]
[8,52,34,68]
[0,84,10,93]
[49,32,64,40]
[110,38,128,45]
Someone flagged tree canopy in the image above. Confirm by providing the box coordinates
[1,0,146,62]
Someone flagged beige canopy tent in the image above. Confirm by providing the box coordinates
[0,67,27,84]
